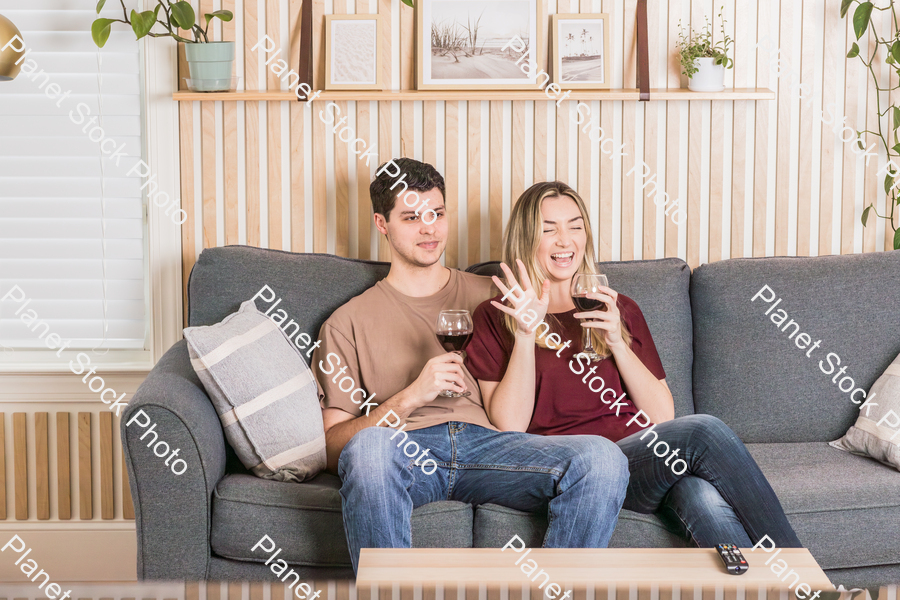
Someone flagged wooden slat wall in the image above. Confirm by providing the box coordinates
[0,583,896,600]
[177,582,900,600]
[35,412,48,520]
[79,412,92,519]
[100,412,114,519]
[0,413,5,520]
[13,412,26,519]
[0,411,134,522]
[57,412,71,520]
[176,0,898,287]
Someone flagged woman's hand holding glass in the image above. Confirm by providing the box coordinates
[574,284,625,348]
[490,259,551,335]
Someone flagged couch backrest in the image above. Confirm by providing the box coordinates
[691,250,900,443]
[188,246,390,365]
[467,257,695,418]
[189,247,696,418]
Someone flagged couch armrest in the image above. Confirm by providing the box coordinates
[122,339,227,580]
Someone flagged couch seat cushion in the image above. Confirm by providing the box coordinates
[748,442,900,570]
[210,473,473,567]
[472,503,685,549]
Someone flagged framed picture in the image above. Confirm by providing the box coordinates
[551,14,611,89]
[325,15,383,90]
[416,0,542,90]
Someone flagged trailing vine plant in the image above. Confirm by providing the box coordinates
[842,0,900,248]
[91,0,233,48]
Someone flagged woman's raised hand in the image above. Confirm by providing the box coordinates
[575,285,625,347]
[490,259,550,336]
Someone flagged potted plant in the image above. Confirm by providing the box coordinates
[91,0,235,92]
[675,8,734,93]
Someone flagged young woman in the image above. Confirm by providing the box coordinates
[465,181,802,549]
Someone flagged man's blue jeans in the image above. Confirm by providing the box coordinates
[617,414,803,549]
[338,422,630,573]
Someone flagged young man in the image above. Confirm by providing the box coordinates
[313,158,629,573]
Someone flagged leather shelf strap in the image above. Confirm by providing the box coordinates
[299,0,313,101]
[636,0,650,101]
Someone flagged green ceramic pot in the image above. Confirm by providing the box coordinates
[184,41,235,92]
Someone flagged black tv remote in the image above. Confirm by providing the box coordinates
[716,543,748,575]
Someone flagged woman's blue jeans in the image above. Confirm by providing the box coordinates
[616,414,802,549]
[338,422,630,573]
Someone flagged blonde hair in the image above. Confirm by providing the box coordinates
[501,181,631,357]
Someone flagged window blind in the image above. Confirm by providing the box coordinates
[0,0,147,353]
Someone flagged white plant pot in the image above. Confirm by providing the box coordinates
[688,57,725,92]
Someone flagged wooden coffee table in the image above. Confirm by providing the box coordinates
[357,548,835,593]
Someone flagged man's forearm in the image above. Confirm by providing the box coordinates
[324,391,416,473]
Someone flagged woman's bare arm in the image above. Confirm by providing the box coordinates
[608,342,674,423]
[480,328,540,431]
[479,261,550,431]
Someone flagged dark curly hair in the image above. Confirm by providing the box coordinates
[369,158,445,221]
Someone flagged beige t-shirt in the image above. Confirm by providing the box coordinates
[314,269,497,431]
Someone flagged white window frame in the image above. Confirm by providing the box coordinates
[0,14,184,373]
[141,21,185,367]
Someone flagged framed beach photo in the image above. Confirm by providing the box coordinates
[551,14,611,89]
[416,0,542,90]
[325,15,383,90]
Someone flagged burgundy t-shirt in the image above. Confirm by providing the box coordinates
[465,294,667,442]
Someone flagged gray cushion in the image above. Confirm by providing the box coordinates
[211,473,473,567]
[747,442,900,570]
[184,300,326,482]
[188,247,390,366]
[830,350,900,470]
[608,511,688,548]
[467,258,695,418]
[206,555,353,581]
[691,251,900,442]
[472,503,685,549]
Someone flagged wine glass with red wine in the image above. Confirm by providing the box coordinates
[570,273,609,362]
[436,309,473,398]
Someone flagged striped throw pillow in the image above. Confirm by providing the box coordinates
[830,350,900,472]
[184,300,326,482]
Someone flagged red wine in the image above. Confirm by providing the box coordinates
[572,294,606,312]
[438,332,472,352]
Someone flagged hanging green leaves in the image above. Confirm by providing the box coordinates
[862,205,873,226]
[853,2,873,39]
[170,2,196,30]
[205,10,234,26]
[90,0,235,46]
[91,18,115,48]
[130,9,156,40]
[841,0,855,18]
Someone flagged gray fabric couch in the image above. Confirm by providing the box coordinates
[123,245,900,587]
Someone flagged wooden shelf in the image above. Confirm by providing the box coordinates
[172,87,774,102]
